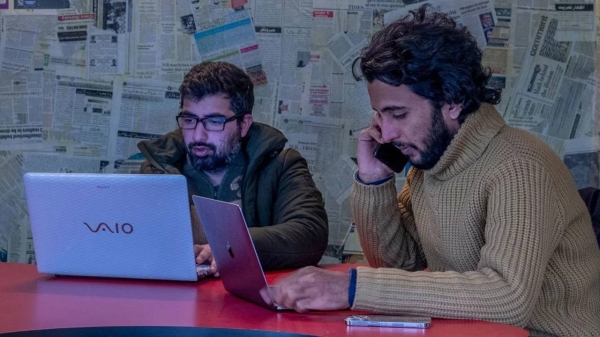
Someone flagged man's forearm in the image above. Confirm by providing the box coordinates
[351,178,425,271]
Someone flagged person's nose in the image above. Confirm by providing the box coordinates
[191,122,208,142]
[379,120,401,144]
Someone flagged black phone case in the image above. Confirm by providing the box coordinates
[373,143,408,173]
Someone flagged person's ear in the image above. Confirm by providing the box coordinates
[442,103,462,121]
[240,114,253,137]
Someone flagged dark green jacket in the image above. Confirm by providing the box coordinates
[137,123,328,270]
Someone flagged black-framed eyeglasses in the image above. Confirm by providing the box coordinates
[176,114,241,131]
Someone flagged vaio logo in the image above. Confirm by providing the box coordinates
[84,222,134,234]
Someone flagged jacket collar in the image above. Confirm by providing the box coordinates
[137,128,187,174]
[425,104,506,181]
[243,122,288,173]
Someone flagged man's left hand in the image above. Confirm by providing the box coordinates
[194,244,219,277]
[271,266,351,312]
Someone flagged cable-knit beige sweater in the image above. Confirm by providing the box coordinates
[351,104,600,336]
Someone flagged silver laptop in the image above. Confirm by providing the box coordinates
[24,173,198,281]
[192,195,285,310]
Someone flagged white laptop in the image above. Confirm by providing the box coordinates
[192,195,285,310]
[23,173,198,281]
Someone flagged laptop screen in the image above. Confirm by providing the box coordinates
[24,173,197,281]
[192,195,277,309]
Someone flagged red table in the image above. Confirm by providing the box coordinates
[0,263,528,336]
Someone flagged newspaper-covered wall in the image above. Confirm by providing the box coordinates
[505,15,596,156]
[0,0,597,264]
[108,77,181,173]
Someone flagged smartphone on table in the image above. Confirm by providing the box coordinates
[373,143,408,173]
[345,315,431,328]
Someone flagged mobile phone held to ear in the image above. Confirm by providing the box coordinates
[373,143,408,173]
[345,315,431,328]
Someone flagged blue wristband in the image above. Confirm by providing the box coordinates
[355,171,393,186]
[348,268,357,307]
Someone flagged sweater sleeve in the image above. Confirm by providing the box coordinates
[351,158,564,327]
[351,169,427,271]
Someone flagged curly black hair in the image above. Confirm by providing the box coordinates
[179,61,254,116]
[358,5,499,123]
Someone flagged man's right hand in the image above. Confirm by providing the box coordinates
[356,112,394,183]
[194,244,219,277]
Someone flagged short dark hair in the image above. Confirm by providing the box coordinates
[179,61,254,116]
[358,5,498,122]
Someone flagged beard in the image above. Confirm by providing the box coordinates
[404,106,455,170]
[187,130,242,173]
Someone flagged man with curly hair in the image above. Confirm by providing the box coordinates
[272,5,600,336]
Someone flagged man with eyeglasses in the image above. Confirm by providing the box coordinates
[137,62,328,274]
